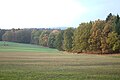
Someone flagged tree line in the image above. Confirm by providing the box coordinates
[0,13,120,54]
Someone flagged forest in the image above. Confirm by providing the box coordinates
[0,13,120,54]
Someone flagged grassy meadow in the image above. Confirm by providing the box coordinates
[0,41,58,53]
[0,41,120,80]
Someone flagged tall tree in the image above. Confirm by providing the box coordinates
[88,20,105,53]
[73,22,92,53]
[31,30,42,44]
[48,30,59,48]
[115,14,120,35]
[63,27,74,51]
[102,14,119,53]
[55,30,64,51]
[106,32,120,53]
[2,31,13,42]
[31,30,37,44]
[15,29,31,43]
[39,30,51,47]
[106,13,112,22]
[0,29,6,41]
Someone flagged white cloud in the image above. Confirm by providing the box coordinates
[0,0,87,29]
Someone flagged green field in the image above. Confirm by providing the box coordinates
[0,41,59,53]
[0,41,120,80]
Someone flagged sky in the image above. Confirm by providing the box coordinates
[0,0,120,29]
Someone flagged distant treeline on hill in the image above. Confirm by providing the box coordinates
[0,13,120,54]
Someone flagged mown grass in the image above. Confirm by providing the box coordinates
[0,41,120,80]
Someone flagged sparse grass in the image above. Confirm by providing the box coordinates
[0,41,120,80]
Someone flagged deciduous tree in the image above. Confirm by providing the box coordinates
[63,28,74,51]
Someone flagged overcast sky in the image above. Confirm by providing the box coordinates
[0,0,120,29]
